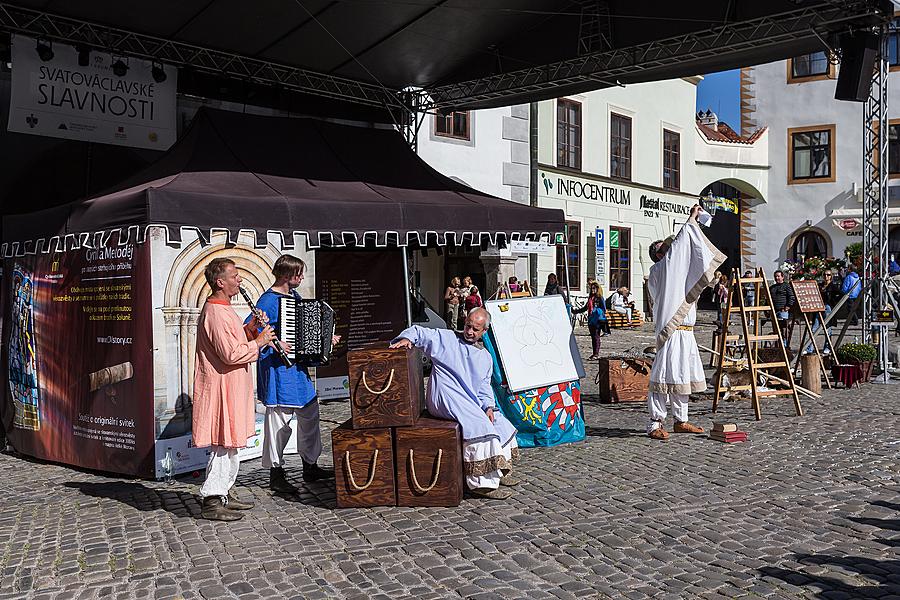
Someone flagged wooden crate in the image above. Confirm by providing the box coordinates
[332,420,396,508]
[394,417,464,508]
[347,346,424,429]
[597,357,650,403]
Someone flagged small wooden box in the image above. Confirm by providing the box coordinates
[348,346,424,429]
[332,420,396,508]
[394,417,463,507]
[598,357,650,403]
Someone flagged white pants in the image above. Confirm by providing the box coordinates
[199,446,240,499]
[465,437,518,491]
[647,392,689,433]
[262,402,323,468]
[613,306,633,321]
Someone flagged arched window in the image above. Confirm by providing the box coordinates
[791,230,828,262]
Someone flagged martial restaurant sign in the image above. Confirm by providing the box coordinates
[8,35,177,150]
[539,170,693,217]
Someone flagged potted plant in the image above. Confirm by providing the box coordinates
[835,342,877,383]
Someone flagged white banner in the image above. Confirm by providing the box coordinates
[8,35,177,150]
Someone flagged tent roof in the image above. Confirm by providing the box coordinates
[1,1,893,112]
[1,108,564,255]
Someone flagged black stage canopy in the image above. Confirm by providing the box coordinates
[0,1,893,115]
[0,108,565,255]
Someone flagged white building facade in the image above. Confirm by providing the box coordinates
[746,42,900,271]
[533,78,767,304]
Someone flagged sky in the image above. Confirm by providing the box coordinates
[696,69,741,131]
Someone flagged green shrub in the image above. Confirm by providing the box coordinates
[836,343,877,364]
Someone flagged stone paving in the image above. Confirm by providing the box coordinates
[1,311,899,599]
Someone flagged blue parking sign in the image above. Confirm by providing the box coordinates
[595,228,604,251]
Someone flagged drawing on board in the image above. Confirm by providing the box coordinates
[486,296,578,393]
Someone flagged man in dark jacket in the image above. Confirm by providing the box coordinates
[769,270,795,345]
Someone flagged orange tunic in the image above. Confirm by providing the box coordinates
[191,299,259,448]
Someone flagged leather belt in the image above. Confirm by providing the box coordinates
[676,325,694,331]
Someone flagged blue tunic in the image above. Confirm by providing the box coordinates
[246,289,317,408]
[394,326,516,446]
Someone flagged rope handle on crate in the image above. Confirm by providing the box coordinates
[343,449,379,491]
[361,368,395,395]
[408,448,443,493]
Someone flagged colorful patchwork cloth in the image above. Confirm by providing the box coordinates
[483,331,584,448]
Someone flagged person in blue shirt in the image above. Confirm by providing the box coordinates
[889,255,900,276]
[571,281,610,359]
[841,267,862,325]
[248,255,339,493]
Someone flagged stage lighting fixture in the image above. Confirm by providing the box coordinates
[111,58,128,77]
[151,62,167,83]
[77,46,90,67]
[35,39,53,62]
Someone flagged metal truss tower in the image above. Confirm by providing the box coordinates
[861,25,888,343]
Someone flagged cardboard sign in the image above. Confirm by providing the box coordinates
[791,280,825,313]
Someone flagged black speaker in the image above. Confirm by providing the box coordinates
[835,31,879,102]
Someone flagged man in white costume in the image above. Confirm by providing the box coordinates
[646,205,726,440]
[390,308,519,500]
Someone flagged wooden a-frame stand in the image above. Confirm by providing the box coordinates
[787,287,835,389]
[712,267,803,420]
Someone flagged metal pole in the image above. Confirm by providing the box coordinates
[862,24,893,383]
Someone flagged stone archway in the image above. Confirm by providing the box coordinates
[155,232,282,439]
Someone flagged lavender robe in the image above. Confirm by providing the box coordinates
[394,326,517,447]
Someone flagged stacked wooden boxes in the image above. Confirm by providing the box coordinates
[332,346,464,508]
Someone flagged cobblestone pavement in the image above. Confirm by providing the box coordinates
[1,311,898,599]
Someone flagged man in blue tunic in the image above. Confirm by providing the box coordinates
[391,308,519,500]
[250,255,337,493]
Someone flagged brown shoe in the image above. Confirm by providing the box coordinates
[226,492,254,511]
[648,428,669,440]
[673,421,705,434]
[470,487,513,500]
[499,473,521,487]
[200,496,243,521]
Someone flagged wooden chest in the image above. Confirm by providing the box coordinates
[597,357,651,403]
[347,346,424,429]
[394,417,463,507]
[331,420,396,508]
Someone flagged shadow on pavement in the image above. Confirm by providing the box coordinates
[584,425,645,438]
[758,500,900,597]
[63,481,200,518]
[235,469,336,509]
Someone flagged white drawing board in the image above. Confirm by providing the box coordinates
[486,295,579,392]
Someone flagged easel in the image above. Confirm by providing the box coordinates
[788,280,833,389]
[494,280,533,300]
[712,267,803,420]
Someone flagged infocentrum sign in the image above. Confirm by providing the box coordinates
[539,170,693,218]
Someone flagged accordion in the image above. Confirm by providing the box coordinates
[276,298,336,367]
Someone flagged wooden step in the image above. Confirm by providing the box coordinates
[724,334,780,342]
[735,277,765,283]
[717,386,796,396]
[739,305,773,312]
[757,389,798,397]
[752,362,788,369]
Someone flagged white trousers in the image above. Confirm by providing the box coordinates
[465,437,518,491]
[262,402,322,468]
[613,306,633,321]
[647,392,689,433]
[199,446,240,499]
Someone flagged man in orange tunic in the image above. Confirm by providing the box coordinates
[193,258,275,521]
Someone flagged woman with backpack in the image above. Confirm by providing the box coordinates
[572,281,610,360]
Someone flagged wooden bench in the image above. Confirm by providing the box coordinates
[606,308,644,329]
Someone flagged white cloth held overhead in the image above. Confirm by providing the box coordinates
[647,217,726,400]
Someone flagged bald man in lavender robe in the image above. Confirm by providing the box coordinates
[391,308,519,500]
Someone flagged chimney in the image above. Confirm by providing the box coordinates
[698,109,718,131]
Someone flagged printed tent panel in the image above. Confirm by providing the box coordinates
[2,108,564,253]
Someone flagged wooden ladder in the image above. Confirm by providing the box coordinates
[712,267,803,420]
